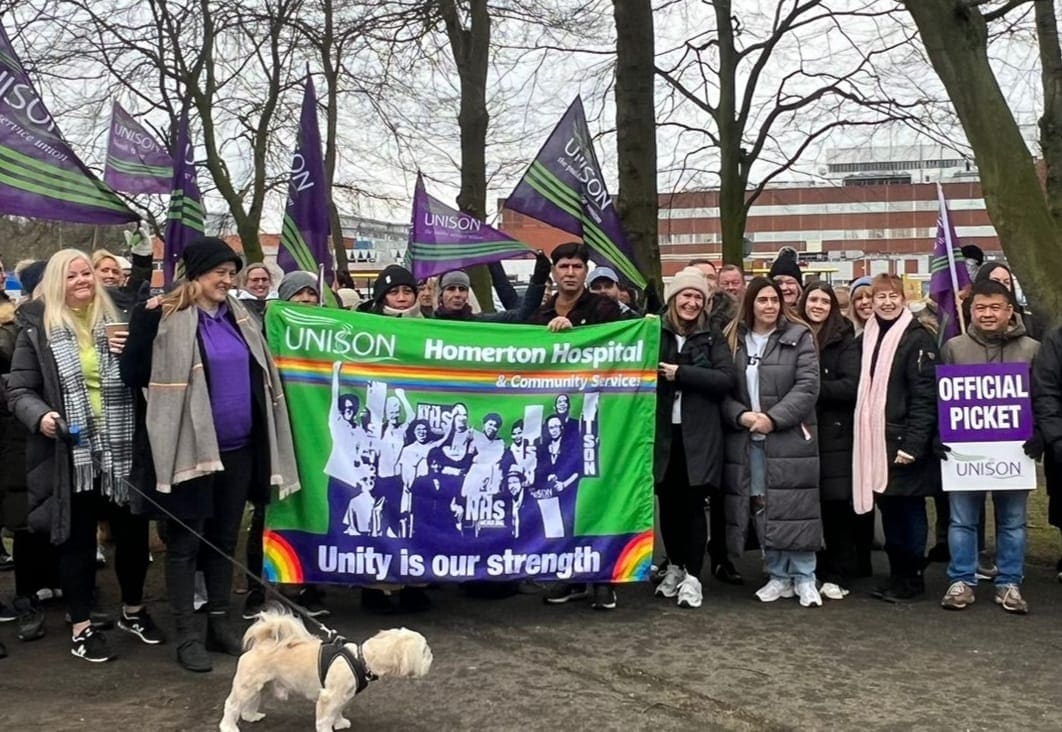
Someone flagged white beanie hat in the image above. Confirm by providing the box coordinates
[665,266,710,303]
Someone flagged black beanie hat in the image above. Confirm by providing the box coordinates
[18,260,47,296]
[373,265,417,304]
[768,248,802,284]
[181,237,243,281]
[961,244,985,268]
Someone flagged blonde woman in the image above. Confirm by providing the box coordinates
[121,237,300,672]
[7,249,161,663]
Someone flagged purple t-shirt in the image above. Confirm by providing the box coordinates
[198,303,253,451]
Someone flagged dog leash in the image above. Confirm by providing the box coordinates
[65,418,345,642]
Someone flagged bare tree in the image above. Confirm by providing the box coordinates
[902,0,1062,323]
[613,0,660,286]
[22,0,304,263]
[655,1,921,265]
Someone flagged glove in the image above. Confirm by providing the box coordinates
[531,251,552,285]
[125,222,154,257]
[1023,432,1044,460]
[933,441,951,462]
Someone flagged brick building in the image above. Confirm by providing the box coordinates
[496,178,997,286]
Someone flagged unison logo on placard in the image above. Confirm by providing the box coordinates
[951,450,1026,480]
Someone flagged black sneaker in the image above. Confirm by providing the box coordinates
[71,627,115,663]
[118,607,167,645]
[242,588,266,620]
[13,597,44,642]
[712,562,745,586]
[590,583,617,611]
[543,583,589,604]
[296,587,331,618]
[0,603,15,623]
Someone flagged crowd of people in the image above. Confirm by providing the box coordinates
[0,236,1060,673]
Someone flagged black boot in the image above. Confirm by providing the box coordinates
[175,615,211,673]
[206,612,243,656]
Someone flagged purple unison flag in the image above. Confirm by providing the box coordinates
[163,109,205,283]
[0,24,136,224]
[408,173,533,280]
[505,96,646,288]
[929,184,973,342]
[104,101,172,195]
[278,74,332,282]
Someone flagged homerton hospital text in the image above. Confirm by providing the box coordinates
[423,338,645,370]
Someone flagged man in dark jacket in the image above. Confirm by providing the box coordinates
[530,242,623,610]
[939,280,1040,613]
[527,243,622,330]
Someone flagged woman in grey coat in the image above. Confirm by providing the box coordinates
[721,277,822,607]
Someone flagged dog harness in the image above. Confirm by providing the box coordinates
[317,637,377,693]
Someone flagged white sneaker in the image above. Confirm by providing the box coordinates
[655,564,686,599]
[820,582,849,600]
[755,578,794,602]
[676,574,703,609]
[796,581,822,607]
[95,545,107,568]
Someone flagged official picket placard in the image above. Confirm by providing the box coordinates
[263,303,659,585]
[936,363,1035,492]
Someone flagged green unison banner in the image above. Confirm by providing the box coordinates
[263,302,658,586]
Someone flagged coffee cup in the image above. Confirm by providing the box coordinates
[105,322,128,340]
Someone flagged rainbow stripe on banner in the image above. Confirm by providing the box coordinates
[611,530,654,582]
[275,356,656,395]
[263,530,305,584]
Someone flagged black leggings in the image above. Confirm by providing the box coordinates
[657,433,709,578]
[817,499,860,586]
[247,502,265,583]
[58,490,149,624]
[13,527,60,598]
[165,448,251,618]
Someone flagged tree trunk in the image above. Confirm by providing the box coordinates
[1036,0,1062,230]
[904,0,1062,324]
[713,0,749,266]
[613,0,660,287]
[439,0,493,311]
[320,0,353,287]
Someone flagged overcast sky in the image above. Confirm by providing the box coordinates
[6,0,1048,232]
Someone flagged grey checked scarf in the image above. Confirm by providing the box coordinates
[49,318,135,505]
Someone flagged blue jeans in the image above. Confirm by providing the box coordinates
[948,490,1028,586]
[765,550,817,584]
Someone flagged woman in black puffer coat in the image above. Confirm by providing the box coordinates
[653,267,735,610]
[799,283,868,599]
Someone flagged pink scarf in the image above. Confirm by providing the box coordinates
[852,308,913,514]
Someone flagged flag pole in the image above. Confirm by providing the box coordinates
[937,183,967,334]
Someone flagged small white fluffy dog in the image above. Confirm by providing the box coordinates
[219,608,432,732]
